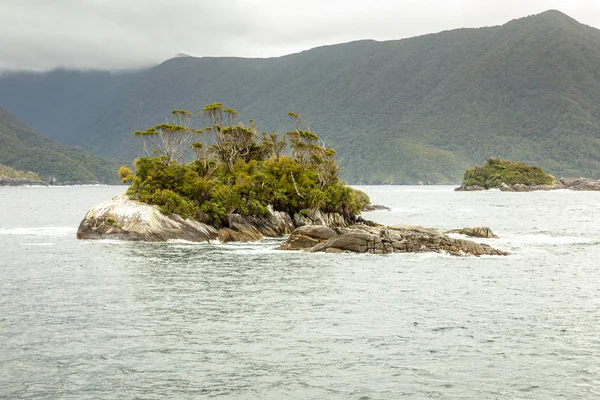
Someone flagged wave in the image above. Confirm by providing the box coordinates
[167,239,217,246]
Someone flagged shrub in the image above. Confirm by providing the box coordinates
[125,106,370,225]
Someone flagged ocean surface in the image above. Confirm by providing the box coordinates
[1,185,599,399]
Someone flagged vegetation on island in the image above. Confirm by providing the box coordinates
[4,11,600,183]
[123,104,369,226]
[0,164,41,182]
[0,107,120,184]
[462,158,555,188]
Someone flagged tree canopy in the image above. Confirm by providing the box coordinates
[462,157,555,188]
[125,105,369,225]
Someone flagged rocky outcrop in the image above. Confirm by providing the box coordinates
[0,176,43,186]
[557,178,600,191]
[218,209,295,243]
[293,209,351,228]
[78,194,350,243]
[445,226,498,238]
[280,224,507,256]
[77,193,218,242]
[279,225,338,250]
[78,195,507,256]
[456,178,600,192]
[498,182,554,192]
[454,185,486,191]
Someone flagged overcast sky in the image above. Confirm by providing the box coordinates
[1,0,599,72]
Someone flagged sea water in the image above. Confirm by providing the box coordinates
[1,185,599,399]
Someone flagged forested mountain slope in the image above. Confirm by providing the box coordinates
[1,10,599,183]
[0,107,119,184]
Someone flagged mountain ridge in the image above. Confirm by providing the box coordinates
[0,107,121,184]
[1,10,599,183]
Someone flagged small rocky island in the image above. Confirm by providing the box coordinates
[0,164,42,186]
[78,105,507,257]
[78,193,506,256]
[455,158,600,192]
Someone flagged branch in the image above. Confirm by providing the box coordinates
[290,172,305,199]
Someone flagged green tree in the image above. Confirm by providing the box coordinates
[126,104,370,225]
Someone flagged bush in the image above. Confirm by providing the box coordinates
[125,107,370,225]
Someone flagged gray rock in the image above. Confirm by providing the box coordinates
[454,185,486,191]
[528,184,554,191]
[0,176,43,186]
[78,194,507,257]
[279,225,339,250]
[361,204,392,212]
[293,209,351,228]
[498,183,516,192]
[78,194,350,243]
[445,226,499,238]
[217,227,261,243]
[559,177,600,191]
[281,223,507,256]
[226,206,295,239]
[512,184,531,192]
[461,178,600,192]
[77,193,218,242]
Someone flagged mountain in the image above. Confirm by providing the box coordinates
[0,107,121,184]
[2,10,600,183]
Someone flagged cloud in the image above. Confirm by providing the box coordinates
[1,0,599,71]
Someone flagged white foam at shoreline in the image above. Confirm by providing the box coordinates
[0,227,74,237]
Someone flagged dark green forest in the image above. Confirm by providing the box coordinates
[2,10,600,183]
[0,107,120,184]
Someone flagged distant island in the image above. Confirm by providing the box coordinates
[456,158,600,191]
[0,164,42,186]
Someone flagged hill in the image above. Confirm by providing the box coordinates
[0,107,121,184]
[1,10,600,183]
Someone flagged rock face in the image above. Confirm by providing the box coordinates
[292,209,351,228]
[454,185,486,191]
[79,195,507,256]
[78,194,346,243]
[280,224,508,256]
[456,178,600,192]
[557,178,600,191]
[218,209,295,243]
[279,225,338,250]
[77,193,219,242]
[0,176,42,186]
[445,226,498,238]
